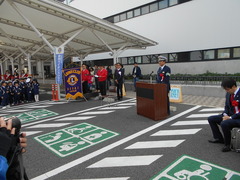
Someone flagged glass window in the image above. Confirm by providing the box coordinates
[141,5,149,15]
[233,47,240,58]
[190,51,202,61]
[169,53,177,62]
[114,15,120,23]
[150,55,159,63]
[135,56,142,64]
[204,50,215,59]
[159,0,168,9]
[127,11,133,19]
[128,57,135,64]
[218,49,230,59]
[169,0,178,6]
[120,13,127,21]
[121,57,128,65]
[150,2,158,12]
[142,56,151,63]
[134,8,141,17]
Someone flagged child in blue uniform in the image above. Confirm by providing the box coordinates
[0,81,10,109]
[26,77,33,102]
[32,79,40,102]
[13,81,22,105]
[8,81,14,106]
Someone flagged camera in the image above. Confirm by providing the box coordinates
[4,117,22,135]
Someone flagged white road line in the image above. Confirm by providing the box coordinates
[55,116,96,121]
[171,120,208,126]
[31,105,201,180]
[87,155,163,168]
[151,129,202,136]
[199,108,224,112]
[117,103,136,106]
[187,113,217,118]
[80,111,114,115]
[78,178,130,180]
[22,99,135,128]
[24,131,42,136]
[5,109,28,113]
[125,140,185,149]
[27,106,51,109]
[0,114,7,116]
[99,106,131,110]
[27,123,70,128]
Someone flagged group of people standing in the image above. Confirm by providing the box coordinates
[81,63,125,100]
[0,70,39,109]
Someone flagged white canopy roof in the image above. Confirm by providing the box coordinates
[0,0,157,60]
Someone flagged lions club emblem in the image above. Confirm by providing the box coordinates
[67,75,78,86]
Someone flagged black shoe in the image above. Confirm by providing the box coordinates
[208,139,224,144]
[222,145,231,152]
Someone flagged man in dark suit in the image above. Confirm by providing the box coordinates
[157,56,171,114]
[114,63,124,100]
[132,62,142,92]
[208,78,240,152]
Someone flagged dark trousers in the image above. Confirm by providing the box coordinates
[99,81,107,96]
[82,81,89,94]
[14,95,21,104]
[116,82,123,99]
[1,95,9,106]
[95,77,99,90]
[208,115,240,146]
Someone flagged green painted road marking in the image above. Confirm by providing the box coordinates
[151,155,240,180]
[6,109,58,124]
[35,123,119,157]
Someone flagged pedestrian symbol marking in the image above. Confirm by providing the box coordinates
[5,109,58,124]
[151,155,240,180]
[35,123,119,157]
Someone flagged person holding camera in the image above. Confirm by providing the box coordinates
[0,117,27,180]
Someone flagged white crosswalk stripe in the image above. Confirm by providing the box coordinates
[117,103,136,106]
[27,123,71,128]
[171,120,208,126]
[27,106,51,109]
[55,116,96,121]
[5,109,28,113]
[151,129,202,136]
[125,140,185,149]
[80,111,114,115]
[99,106,131,110]
[199,108,224,112]
[187,113,217,118]
[78,178,130,180]
[24,131,42,136]
[87,155,162,168]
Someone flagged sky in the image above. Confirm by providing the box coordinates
[70,0,155,18]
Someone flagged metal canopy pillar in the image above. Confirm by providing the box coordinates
[91,30,128,65]
[27,54,32,76]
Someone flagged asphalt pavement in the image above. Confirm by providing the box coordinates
[1,91,239,180]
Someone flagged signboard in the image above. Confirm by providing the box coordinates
[5,109,58,124]
[151,155,240,180]
[35,123,119,157]
[55,46,64,84]
[170,85,182,103]
[63,67,83,99]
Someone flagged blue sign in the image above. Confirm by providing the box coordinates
[55,47,64,84]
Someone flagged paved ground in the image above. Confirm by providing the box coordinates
[1,90,238,180]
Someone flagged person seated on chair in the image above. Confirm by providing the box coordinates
[208,78,240,152]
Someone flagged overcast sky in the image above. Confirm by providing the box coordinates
[70,0,155,18]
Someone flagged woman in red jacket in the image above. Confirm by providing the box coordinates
[82,64,90,94]
[96,65,108,96]
[3,70,12,81]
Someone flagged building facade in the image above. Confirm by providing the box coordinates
[71,0,240,75]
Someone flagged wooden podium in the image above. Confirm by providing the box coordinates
[136,82,168,121]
